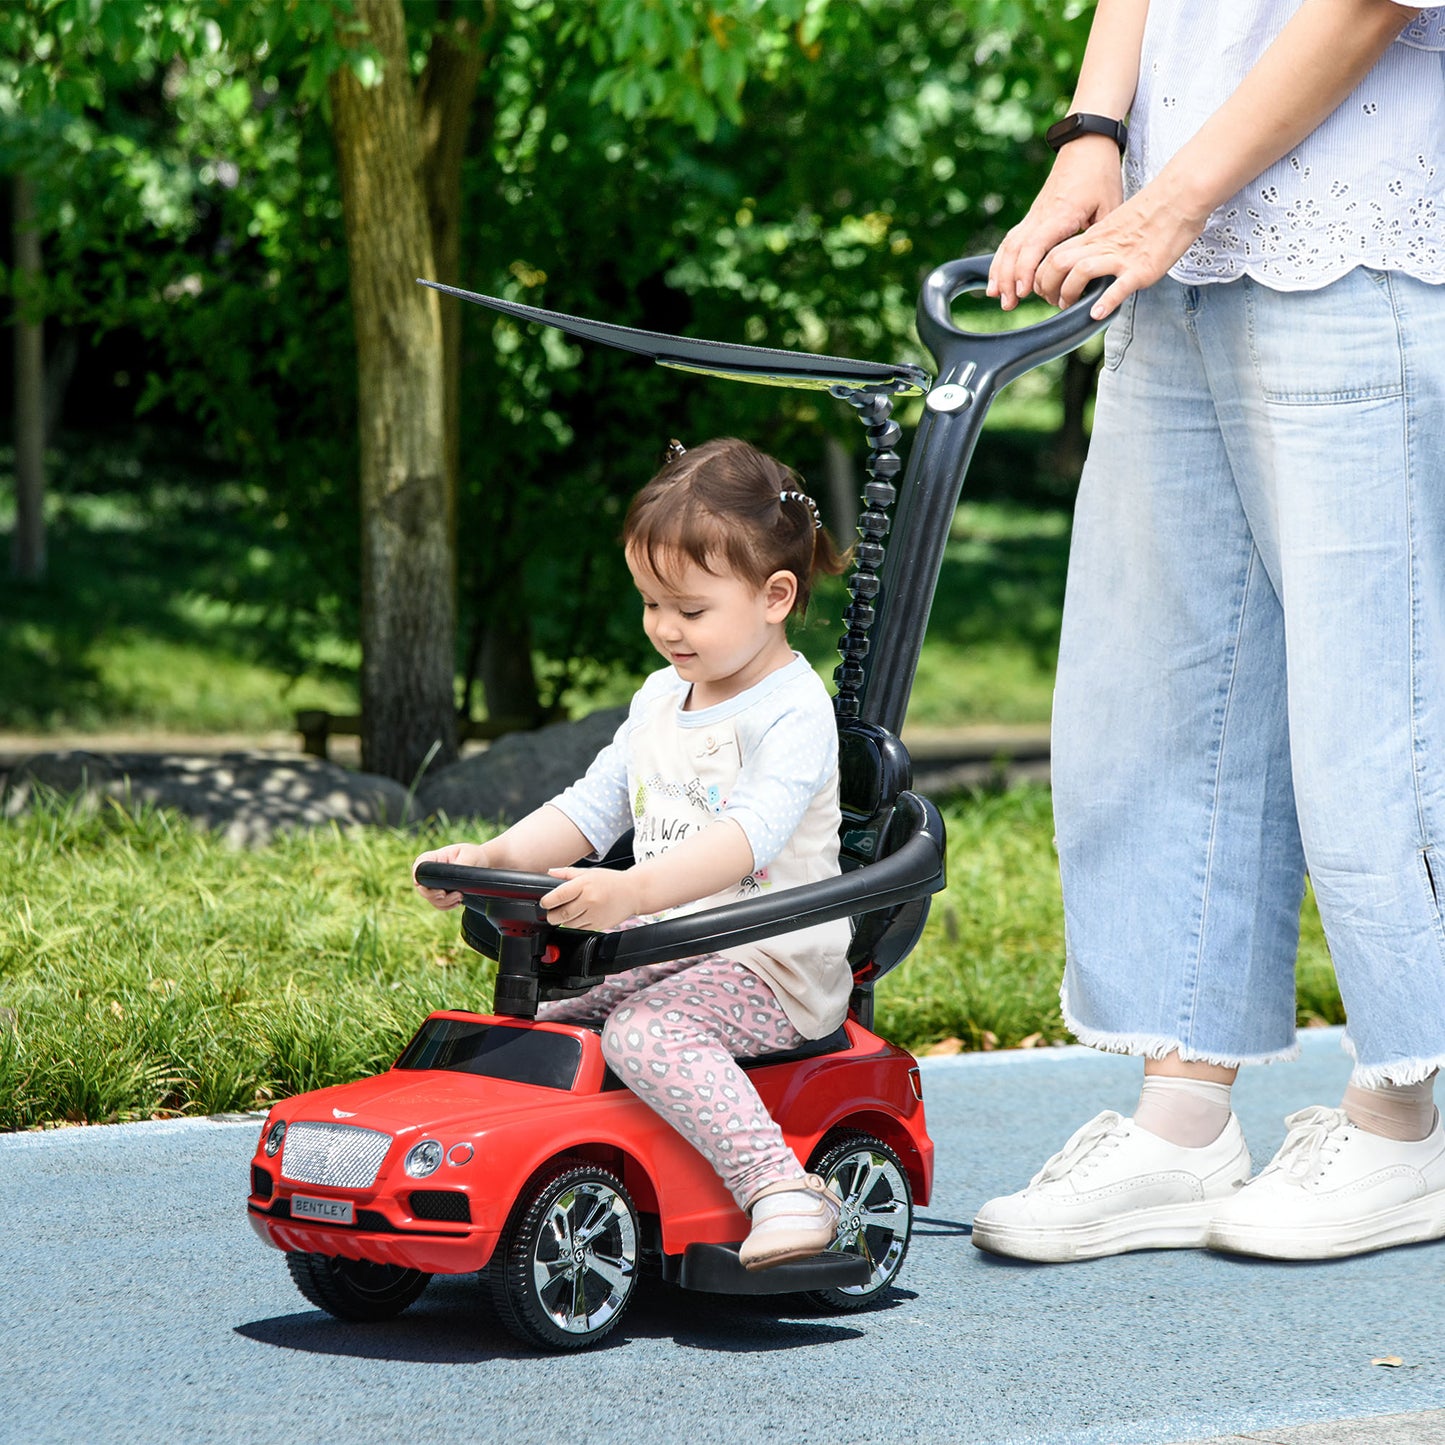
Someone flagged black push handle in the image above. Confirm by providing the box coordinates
[916,253,1113,384]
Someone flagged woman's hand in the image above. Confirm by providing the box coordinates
[1033,172,1209,319]
[412,841,492,910]
[988,137,1124,312]
[1015,0,1412,322]
[541,867,642,933]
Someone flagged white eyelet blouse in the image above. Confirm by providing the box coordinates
[1127,2,1445,289]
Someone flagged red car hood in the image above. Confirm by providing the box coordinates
[278,1068,572,1139]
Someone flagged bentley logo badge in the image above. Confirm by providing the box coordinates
[332,1108,357,1119]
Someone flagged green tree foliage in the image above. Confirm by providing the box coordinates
[451,0,1094,713]
[2,0,1093,726]
[1,0,363,662]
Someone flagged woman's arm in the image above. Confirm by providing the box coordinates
[988,0,1150,310]
[1037,0,1415,318]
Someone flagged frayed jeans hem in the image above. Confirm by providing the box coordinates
[1343,1040,1445,1089]
[1062,998,1300,1070]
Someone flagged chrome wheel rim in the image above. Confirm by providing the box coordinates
[532,1180,638,1334]
[822,1147,910,1295]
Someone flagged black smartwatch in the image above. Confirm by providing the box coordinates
[1045,112,1128,155]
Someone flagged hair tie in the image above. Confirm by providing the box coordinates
[663,439,687,463]
[780,489,822,531]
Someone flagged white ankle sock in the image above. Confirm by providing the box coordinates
[1341,1076,1437,1142]
[1133,1076,1234,1148]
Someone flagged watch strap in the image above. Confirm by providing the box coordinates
[1045,112,1128,155]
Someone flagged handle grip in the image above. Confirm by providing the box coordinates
[915,254,1113,381]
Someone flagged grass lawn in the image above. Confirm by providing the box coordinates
[0,791,1343,1130]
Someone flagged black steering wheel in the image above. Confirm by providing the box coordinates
[414,862,560,922]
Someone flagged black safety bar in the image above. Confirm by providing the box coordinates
[414,791,944,1017]
[588,790,944,970]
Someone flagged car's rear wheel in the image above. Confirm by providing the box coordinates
[803,1132,913,1310]
[286,1251,432,1321]
[490,1158,639,1351]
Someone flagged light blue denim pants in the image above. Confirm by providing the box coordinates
[1053,269,1445,1087]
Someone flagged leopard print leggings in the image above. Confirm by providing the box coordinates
[538,954,809,1209]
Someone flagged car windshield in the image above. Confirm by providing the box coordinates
[394,1018,583,1091]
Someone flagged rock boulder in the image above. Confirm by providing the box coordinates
[3,750,415,848]
[414,707,627,825]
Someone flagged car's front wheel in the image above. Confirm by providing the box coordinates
[286,1251,432,1321]
[490,1158,640,1350]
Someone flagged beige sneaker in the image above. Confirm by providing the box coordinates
[739,1173,842,1271]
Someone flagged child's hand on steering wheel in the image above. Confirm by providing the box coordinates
[412,842,493,909]
[541,867,642,932]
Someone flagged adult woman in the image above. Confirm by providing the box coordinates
[972,0,1445,1262]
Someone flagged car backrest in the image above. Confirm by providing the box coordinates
[836,719,933,1026]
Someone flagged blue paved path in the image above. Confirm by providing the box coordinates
[3,1026,1443,1445]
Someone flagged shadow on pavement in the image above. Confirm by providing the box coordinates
[235,1272,883,1362]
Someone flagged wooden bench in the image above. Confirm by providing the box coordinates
[295,710,541,760]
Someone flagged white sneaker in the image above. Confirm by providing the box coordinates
[1207,1105,1445,1260]
[971,1109,1252,1262]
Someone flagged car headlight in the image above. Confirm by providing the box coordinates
[264,1119,287,1157]
[404,1139,443,1178]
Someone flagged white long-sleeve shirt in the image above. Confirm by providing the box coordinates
[551,656,852,1038]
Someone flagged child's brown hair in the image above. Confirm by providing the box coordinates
[623,438,850,617]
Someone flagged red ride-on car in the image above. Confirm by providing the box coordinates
[247,256,1107,1350]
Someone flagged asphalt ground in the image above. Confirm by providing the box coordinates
[4,1025,1444,1445]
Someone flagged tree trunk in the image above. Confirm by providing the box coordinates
[1051,346,1103,488]
[43,328,78,440]
[481,610,545,729]
[823,433,858,545]
[417,8,488,565]
[330,0,458,783]
[11,173,45,582]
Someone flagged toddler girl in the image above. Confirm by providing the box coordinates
[414,437,852,1270]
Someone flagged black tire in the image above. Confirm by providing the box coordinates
[803,1132,913,1311]
[490,1158,640,1351]
[286,1251,432,1322]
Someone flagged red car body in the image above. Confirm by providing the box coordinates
[248,1011,932,1276]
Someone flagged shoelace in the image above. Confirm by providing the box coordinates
[1261,1104,1350,1181]
[1031,1110,1128,1186]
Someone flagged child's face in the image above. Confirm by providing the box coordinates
[626,547,797,709]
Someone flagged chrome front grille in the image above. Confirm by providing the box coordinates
[280,1122,392,1189]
